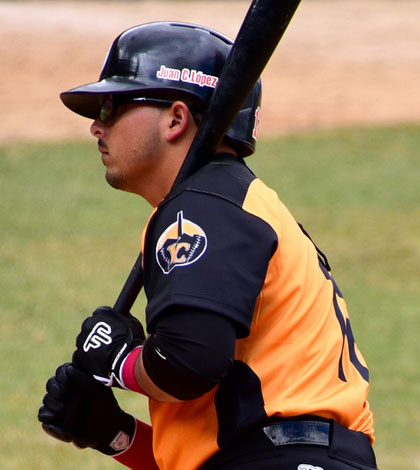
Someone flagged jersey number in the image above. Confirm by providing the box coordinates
[320,263,369,383]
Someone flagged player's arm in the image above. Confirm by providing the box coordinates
[133,307,237,401]
[71,304,237,402]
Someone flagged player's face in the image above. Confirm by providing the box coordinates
[90,97,166,197]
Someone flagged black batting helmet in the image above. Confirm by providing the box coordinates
[60,21,262,157]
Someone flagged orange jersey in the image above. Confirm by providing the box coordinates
[142,157,374,470]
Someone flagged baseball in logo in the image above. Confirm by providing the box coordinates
[156,211,207,274]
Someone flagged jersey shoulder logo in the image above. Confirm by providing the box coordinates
[156,210,207,274]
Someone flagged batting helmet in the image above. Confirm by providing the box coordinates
[60,21,262,157]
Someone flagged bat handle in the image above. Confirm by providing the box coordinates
[113,252,144,315]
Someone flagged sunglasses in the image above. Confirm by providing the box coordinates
[98,96,175,123]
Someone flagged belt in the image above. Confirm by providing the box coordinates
[202,418,377,470]
[263,419,330,446]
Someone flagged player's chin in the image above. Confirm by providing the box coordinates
[105,169,126,191]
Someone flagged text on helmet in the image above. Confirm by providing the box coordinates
[156,65,218,89]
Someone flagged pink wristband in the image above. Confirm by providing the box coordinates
[122,346,146,394]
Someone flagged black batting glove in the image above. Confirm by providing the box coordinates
[38,362,136,455]
[73,306,145,388]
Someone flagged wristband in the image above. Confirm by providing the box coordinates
[121,346,146,394]
[113,419,158,470]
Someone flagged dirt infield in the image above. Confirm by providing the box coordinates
[1,0,419,142]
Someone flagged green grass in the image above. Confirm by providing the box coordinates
[1,125,419,469]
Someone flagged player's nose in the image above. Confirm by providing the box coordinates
[90,119,106,139]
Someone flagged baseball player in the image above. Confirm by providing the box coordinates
[38,22,378,470]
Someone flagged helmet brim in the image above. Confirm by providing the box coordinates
[60,76,158,119]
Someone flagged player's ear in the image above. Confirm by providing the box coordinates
[164,101,194,142]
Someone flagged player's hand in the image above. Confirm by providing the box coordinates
[38,362,136,455]
[72,306,145,388]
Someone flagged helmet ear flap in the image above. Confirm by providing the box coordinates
[60,21,262,157]
[225,78,262,157]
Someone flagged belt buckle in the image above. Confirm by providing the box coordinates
[263,420,330,447]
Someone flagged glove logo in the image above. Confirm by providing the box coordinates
[156,210,207,274]
[83,322,113,352]
[110,430,130,452]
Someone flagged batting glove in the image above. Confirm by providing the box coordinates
[73,306,146,389]
[38,362,136,455]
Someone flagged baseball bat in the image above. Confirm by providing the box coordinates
[113,0,302,315]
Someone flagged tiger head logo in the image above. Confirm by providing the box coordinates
[156,211,207,274]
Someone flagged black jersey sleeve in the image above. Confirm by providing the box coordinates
[143,162,278,338]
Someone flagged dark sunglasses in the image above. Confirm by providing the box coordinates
[98,96,175,123]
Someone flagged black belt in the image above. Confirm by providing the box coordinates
[263,419,330,446]
[262,417,378,469]
[202,417,378,470]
